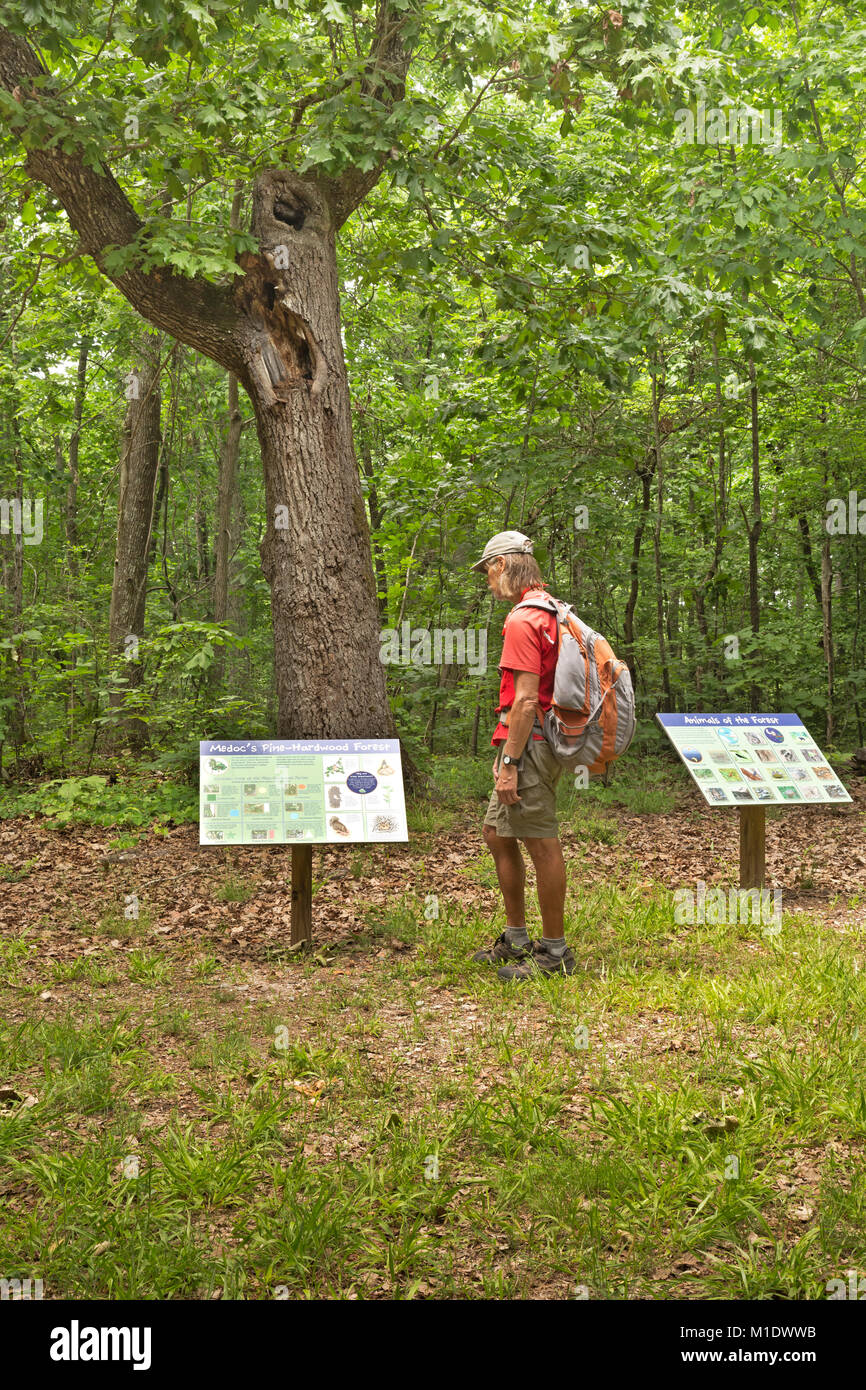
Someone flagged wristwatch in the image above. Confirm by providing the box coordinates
[501,753,517,767]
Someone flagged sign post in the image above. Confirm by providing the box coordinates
[290,844,313,946]
[738,805,766,889]
[655,713,851,891]
[199,738,408,946]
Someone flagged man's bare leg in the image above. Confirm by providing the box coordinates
[523,835,566,939]
[483,825,526,927]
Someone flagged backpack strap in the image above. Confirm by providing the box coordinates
[508,594,562,730]
[512,590,560,617]
[512,593,575,639]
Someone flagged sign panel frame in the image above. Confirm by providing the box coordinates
[199,738,408,845]
[655,712,851,807]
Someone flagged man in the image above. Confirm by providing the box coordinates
[469,531,576,981]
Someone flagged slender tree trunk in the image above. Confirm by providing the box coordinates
[695,340,729,690]
[738,360,763,710]
[65,333,89,575]
[471,699,482,756]
[853,543,864,745]
[818,405,836,742]
[196,496,209,580]
[821,534,835,742]
[797,511,824,612]
[211,179,245,679]
[2,413,27,767]
[651,369,672,710]
[358,432,388,622]
[211,371,243,680]
[108,331,162,745]
[623,452,656,686]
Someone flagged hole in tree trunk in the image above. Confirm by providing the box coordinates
[273,198,307,230]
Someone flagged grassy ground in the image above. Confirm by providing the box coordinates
[0,756,864,1299]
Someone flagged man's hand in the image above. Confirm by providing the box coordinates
[495,761,521,805]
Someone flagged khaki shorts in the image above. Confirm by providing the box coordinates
[483,737,562,840]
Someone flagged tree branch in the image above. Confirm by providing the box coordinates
[323,0,414,229]
[0,27,245,374]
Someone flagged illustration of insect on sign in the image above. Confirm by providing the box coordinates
[199,739,408,845]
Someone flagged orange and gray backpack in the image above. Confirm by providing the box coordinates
[513,591,636,774]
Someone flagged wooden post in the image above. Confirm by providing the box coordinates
[290,844,313,947]
[739,806,766,889]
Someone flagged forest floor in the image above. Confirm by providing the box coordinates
[1,756,865,1300]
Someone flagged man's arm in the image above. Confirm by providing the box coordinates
[504,670,540,760]
[495,670,540,805]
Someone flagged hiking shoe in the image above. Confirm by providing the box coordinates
[472,932,533,965]
[497,940,576,981]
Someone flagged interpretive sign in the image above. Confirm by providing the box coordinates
[199,738,408,845]
[654,713,851,807]
[656,712,851,891]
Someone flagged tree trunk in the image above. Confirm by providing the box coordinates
[196,497,209,580]
[694,340,729,691]
[108,331,162,745]
[211,370,243,682]
[796,511,824,613]
[623,452,656,687]
[1,412,27,769]
[821,533,834,743]
[651,369,672,711]
[64,333,89,575]
[853,542,864,746]
[819,408,835,742]
[358,431,388,622]
[740,360,763,711]
[246,173,398,740]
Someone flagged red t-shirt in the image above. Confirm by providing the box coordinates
[491,587,558,745]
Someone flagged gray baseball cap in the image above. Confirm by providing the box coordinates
[470,530,534,572]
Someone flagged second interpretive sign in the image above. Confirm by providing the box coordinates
[199,738,408,845]
[655,713,851,806]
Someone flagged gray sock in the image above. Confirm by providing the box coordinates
[543,935,567,957]
[504,925,530,946]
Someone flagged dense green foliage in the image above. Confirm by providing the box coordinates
[1,0,865,779]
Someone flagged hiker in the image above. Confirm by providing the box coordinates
[469,531,576,981]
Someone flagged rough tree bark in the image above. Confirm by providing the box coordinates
[0,12,412,743]
[242,171,399,735]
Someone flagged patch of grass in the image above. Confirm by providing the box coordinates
[0,857,37,881]
[155,1006,197,1038]
[216,873,254,904]
[94,903,152,940]
[191,953,219,978]
[50,957,119,988]
[128,950,173,986]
